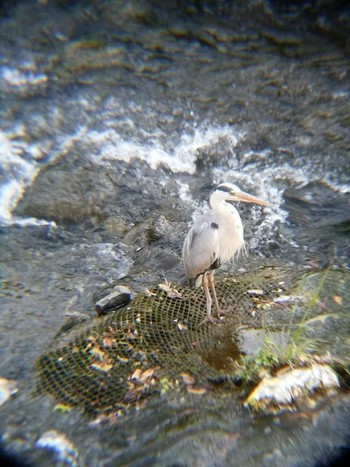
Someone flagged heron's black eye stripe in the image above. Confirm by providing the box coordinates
[217,185,233,193]
[211,222,219,229]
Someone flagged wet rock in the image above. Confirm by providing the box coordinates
[131,245,181,276]
[57,43,130,81]
[94,285,134,315]
[238,328,290,356]
[54,312,90,339]
[14,153,182,232]
[14,155,114,224]
[147,214,173,242]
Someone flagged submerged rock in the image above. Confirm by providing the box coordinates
[36,430,79,467]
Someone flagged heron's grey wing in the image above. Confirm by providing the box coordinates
[182,213,220,279]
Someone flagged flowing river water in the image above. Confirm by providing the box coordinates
[1,1,350,465]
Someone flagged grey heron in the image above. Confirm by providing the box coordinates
[182,182,268,320]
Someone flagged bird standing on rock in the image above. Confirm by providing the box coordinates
[182,182,268,320]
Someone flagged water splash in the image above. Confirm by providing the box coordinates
[84,123,243,174]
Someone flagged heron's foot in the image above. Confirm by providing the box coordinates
[214,307,227,319]
[198,315,223,327]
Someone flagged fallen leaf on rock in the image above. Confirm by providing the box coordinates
[131,368,157,383]
[186,387,207,395]
[333,295,342,305]
[91,361,113,372]
[180,372,195,385]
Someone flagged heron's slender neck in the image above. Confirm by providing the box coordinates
[210,194,236,216]
[209,195,244,260]
[209,191,243,225]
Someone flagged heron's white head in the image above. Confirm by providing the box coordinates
[210,182,268,209]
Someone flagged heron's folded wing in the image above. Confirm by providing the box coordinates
[182,217,219,279]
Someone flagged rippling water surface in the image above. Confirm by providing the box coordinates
[1,1,350,465]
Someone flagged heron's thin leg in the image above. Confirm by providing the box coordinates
[202,271,212,317]
[208,270,221,317]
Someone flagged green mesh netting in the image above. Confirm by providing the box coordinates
[36,267,298,414]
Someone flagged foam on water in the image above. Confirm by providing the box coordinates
[0,130,40,225]
[0,117,347,229]
[323,178,350,194]
[85,123,242,174]
[176,181,193,203]
[0,64,47,92]
[0,125,89,226]
[211,151,348,250]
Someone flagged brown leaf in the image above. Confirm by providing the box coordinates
[177,322,188,331]
[131,368,142,381]
[90,346,106,361]
[186,387,207,395]
[131,368,156,383]
[180,372,195,385]
[138,368,156,383]
[247,289,264,296]
[116,355,129,363]
[91,361,113,372]
[103,337,116,348]
[333,295,342,305]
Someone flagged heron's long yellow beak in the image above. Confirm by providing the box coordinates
[234,191,269,207]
